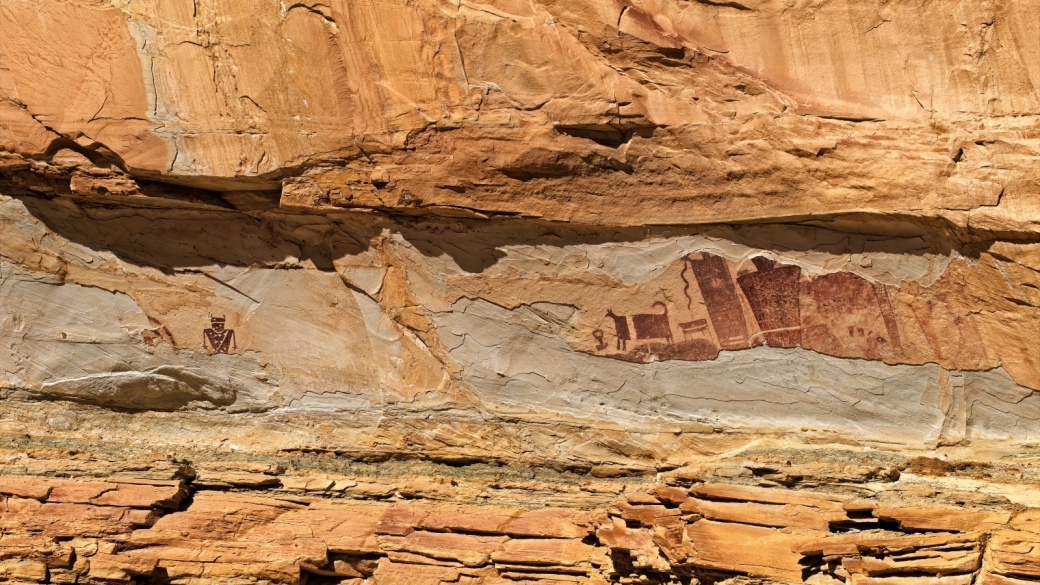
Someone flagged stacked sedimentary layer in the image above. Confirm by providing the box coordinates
[4,0,1040,579]
[3,442,1040,585]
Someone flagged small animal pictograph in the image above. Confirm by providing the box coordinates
[631,301,674,345]
[605,309,631,350]
[605,302,674,351]
[679,318,709,342]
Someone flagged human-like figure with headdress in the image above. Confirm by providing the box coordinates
[203,315,236,354]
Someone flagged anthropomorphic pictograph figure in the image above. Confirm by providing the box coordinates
[683,252,750,350]
[736,256,802,348]
[605,309,631,351]
[203,315,237,354]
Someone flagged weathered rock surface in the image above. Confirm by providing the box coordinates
[0,196,1038,449]
[2,443,1040,585]
[1,0,1040,225]
[4,0,1040,581]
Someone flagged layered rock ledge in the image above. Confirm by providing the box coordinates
[3,0,1040,581]
[4,440,1040,585]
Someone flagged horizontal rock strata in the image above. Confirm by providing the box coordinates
[3,442,1040,585]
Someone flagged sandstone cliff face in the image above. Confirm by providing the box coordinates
[4,0,1039,226]
[3,0,1040,583]
[4,443,1040,585]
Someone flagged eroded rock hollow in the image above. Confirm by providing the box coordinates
[2,0,1040,583]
